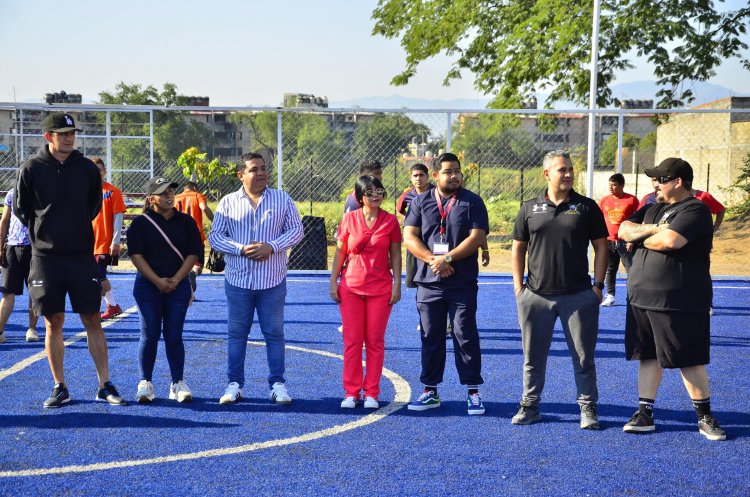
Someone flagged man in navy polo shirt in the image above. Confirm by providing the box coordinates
[404,152,489,415]
[511,150,608,430]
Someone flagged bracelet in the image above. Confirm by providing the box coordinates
[481,249,489,253]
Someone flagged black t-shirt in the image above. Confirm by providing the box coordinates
[626,197,713,312]
[512,190,608,295]
[404,187,489,289]
[126,210,203,278]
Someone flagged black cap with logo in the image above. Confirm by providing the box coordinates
[146,177,179,195]
[644,157,693,182]
[43,112,82,133]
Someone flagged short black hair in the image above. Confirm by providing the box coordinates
[359,159,382,174]
[410,163,428,174]
[432,152,460,172]
[609,173,625,186]
[354,175,386,207]
[184,181,198,190]
[237,152,265,174]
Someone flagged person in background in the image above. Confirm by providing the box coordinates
[175,181,214,292]
[691,188,725,233]
[638,177,659,208]
[330,176,402,409]
[343,160,383,214]
[91,158,127,320]
[396,163,433,289]
[127,177,203,403]
[0,188,39,343]
[598,173,639,307]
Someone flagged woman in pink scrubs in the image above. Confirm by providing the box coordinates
[330,176,402,409]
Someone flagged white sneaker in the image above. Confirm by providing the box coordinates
[220,382,243,404]
[26,328,39,342]
[363,396,379,409]
[269,382,292,404]
[341,396,357,408]
[169,380,193,402]
[0,331,5,343]
[600,294,616,307]
[136,380,155,403]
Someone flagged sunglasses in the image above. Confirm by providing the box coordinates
[363,189,385,198]
[657,176,677,184]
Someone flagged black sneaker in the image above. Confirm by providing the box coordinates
[623,410,655,433]
[43,384,70,408]
[96,382,126,406]
[511,399,541,425]
[698,415,726,441]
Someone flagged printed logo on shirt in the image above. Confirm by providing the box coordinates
[103,190,113,200]
[659,209,675,225]
[532,204,548,213]
[31,280,43,287]
[564,203,581,215]
[65,116,74,126]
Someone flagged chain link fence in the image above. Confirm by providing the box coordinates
[1,102,749,271]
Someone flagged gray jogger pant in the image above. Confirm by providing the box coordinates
[515,287,600,406]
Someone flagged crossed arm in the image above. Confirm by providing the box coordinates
[619,220,688,251]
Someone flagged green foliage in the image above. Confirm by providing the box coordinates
[729,153,750,220]
[638,131,657,152]
[177,147,234,201]
[353,114,431,166]
[598,133,641,167]
[372,0,750,108]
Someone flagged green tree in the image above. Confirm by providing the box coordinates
[352,114,430,165]
[729,153,750,220]
[598,133,641,167]
[372,1,750,108]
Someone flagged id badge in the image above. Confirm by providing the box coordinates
[433,242,449,255]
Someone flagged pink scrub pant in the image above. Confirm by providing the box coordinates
[338,285,393,399]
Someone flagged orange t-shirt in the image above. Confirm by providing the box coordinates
[599,193,639,241]
[175,190,207,242]
[92,181,127,255]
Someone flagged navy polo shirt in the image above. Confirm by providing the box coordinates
[404,187,489,289]
[512,189,608,295]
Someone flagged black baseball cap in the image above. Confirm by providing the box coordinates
[644,157,693,182]
[146,177,178,195]
[43,112,82,133]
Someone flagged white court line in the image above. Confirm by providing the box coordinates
[0,341,411,478]
[0,306,138,382]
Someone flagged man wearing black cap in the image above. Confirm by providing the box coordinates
[14,112,125,408]
[619,157,725,441]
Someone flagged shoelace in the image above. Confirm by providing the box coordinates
[701,416,718,428]
[418,391,434,401]
[469,394,482,406]
[582,405,596,416]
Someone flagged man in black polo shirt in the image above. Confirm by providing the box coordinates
[404,152,489,415]
[511,150,608,429]
[618,158,725,441]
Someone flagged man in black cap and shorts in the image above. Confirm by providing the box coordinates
[15,112,125,408]
[619,157,725,440]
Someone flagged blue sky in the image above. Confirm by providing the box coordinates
[1,0,748,107]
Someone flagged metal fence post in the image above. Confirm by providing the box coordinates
[19,109,24,162]
[617,111,624,173]
[446,112,452,152]
[277,111,283,190]
[106,110,112,182]
[149,110,154,178]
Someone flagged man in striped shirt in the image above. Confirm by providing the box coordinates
[209,153,304,406]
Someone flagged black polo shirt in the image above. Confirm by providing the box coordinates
[626,197,713,312]
[513,189,608,295]
[404,187,489,289]
[126,209,203,278]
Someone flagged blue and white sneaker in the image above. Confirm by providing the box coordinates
[467,392,485,415]
[408,390,440,411]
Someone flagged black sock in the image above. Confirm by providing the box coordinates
[692,398,711,420]
[467,388,479,396]
[424,386,437,396]
[638,397,655,417]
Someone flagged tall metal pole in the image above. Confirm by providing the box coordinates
[277,112,283,190]
[446,112,452,152]
[106,110,112,181]
[586,0,602,197]
[149,110,154,177]
[616,111,624,173]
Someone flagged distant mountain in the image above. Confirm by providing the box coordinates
[330,81,745,110]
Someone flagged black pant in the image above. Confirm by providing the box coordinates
[416,284,483,386]
[605,240,632,295]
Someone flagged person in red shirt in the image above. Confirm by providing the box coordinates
[330,175,402,409]
[691,189,725,232]
[638,177,660,208]
[91,158,127,319]
[174,182,214,292]
[599,173,640,306]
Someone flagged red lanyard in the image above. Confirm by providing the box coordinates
[434,189,457,241]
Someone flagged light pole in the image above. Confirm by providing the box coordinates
[586,0,602,197]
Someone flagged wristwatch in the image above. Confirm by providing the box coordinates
[444,254,453,263]
[594,281,604,290]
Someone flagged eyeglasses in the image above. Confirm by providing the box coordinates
[363,189,385,198]
[657,176,677,184]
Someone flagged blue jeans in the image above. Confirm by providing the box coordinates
[224,279,287,387]
[133,274,191,383]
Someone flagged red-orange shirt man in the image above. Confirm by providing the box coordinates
[175,182,214,291]
[599,173,639,306]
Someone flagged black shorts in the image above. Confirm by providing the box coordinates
[0,245,32,295]
[95,254,111,280]
[625,304,710,368]
[29,255,102,316]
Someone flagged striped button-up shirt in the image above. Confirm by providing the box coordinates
[209,187,304,290]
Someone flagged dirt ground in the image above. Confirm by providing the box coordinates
[482,218,750,276]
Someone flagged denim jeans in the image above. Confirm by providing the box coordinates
[224,279,287,387]
[133,274,191,383]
